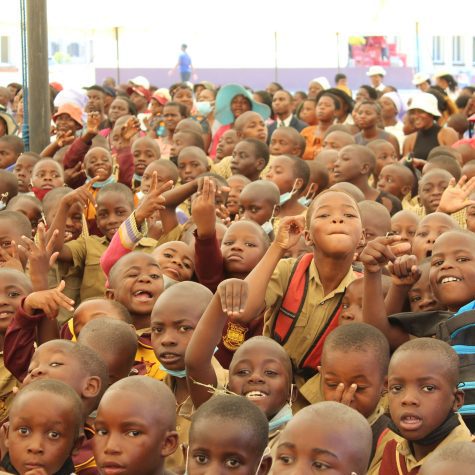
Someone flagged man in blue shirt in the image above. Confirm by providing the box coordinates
[176,44,193,82]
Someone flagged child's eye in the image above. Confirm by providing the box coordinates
[222,241,233,246]
[225,458,241,468]
[245,242,257,247]
[342,302,350,309]
[277,455,294,465]
[48,431,61,440]
[151,327,163,334]
[409,295,421,302]
[179,325,193,333]
[416,232,427,238]
[389,384,403,393]
[456,256,470,263]
[431,259,443,267]
[325,381,339,388]
[1,241,12,248]
[163,253,173,259]
[126,430,141,437]
[184,262,192,270]
[18,427,30,436]
[95,428,108,436]
[150,273,161,280]
[344,213,357,218]
[422,385,436,392]
[313,460,331,470]
[194,454,208,465]
[264,369,278,377]
[8,291,21,298]
[236,369,250,376]
[49,362,63,367]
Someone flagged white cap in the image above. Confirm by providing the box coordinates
[129,75,150,90]
[366,66,386,77]
[408,93,440,117]
[412,72,430,86]
[310,76,330,90]
[434,70,452,79]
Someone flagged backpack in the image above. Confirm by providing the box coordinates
[436,309,475,417]
[270,253,344,380]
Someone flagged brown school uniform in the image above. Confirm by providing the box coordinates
[264,258,355,386]
[164,358,228,474]
[0,355,18,425]
[376,416,474,474]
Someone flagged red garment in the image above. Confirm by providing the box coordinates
[194,231,263,368]
[3,300,43,382]
[31,187,51,201]
[63,138,89,188]
[379,439,418,475]
[209,124,232,159]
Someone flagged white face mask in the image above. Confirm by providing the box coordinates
[261,221,273,234]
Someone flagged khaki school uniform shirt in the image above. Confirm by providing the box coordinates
[264,258,355,384]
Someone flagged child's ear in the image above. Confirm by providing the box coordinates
[272,204,281,217]
[71,433,86,455]
[360,162,370,175]
[294,178,304,193]
[82,376,102,401]
[453,389,465,411]
[161,430,179,457]
[258,455,272,475]
[256,158,266,172]
[401,184,412,197]
[303,229,313,246]
[105,289,115,300]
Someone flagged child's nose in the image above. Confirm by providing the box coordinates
[104,434,122,455]
[26,434,44,454]
[401,389,419,406]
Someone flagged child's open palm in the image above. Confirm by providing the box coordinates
[274,216,305,250]
[120,117,141,145]
[437,175,475,214]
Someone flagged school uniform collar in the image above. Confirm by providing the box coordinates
[308,259,355,303]
[396,415,473,471]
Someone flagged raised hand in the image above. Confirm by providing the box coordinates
[23,281,75,319]
[120,117,141,145]
[274,215,305,250]
[86,111,101,136]
[437,175,475,214]
[135,172,174,226]
[56,130,75,148]
[192,177,217,238]
[359,235,411,273]
[217,278,248,320]
[61,176,99,210]
[388,254,421,287]
[0,241,23,272]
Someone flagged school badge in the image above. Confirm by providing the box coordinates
[223,322,248,351]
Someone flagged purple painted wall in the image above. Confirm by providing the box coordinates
[95,67,415,91]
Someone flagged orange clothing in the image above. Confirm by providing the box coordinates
[300,126,323,160]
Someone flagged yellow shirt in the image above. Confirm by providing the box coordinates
[264,258,355,384]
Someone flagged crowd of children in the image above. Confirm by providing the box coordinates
[0,69,474,474]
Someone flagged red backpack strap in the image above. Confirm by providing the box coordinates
[298,291,345,378]
[271,253,314,346]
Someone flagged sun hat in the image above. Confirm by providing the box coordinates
[0,107,18,135]
[366,66,386,77]
[412,72,430,86]
[151,88,171,106]
[309,77,331,91]
[434,70,453,79]
[129,75,150,90]
[214,84,271,125]
[53,89,88,110]
[324,88,355,112]
[408,93,441,117]
[53,102,84,127]
[127,85,151,102]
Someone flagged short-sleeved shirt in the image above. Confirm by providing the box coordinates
[178,52,192,73]
[65,235,109,302]
[264,258,355,375]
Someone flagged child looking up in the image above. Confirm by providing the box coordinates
[3,379,84,475]
[222,190,363,386]
[226,174,251,218]
[274,402,372,474]
[186,395,271,475]
[265,155,310,220]
[380,338,471,473]
[231,138,269,181]
[333,145,402,215]
[93,377,178,475]
[216,129,238,162]
[367,139,398,181]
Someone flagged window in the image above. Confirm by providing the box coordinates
[0,36,9,64]
[67,42,80,57]
[452,36,464,65]
[432,36,444,64]
[50,42,60,55]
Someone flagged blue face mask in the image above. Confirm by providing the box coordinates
[279,192,293,205]
[195,101,213,116]
[159,364,187,379]
[86,175,116,189]
[298,197,312,207]
[261,221,273,234]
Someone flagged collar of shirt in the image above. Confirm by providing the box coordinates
[279,114,293,127]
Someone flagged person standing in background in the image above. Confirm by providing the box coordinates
[171,44,194,82]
